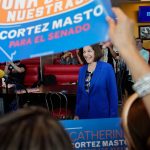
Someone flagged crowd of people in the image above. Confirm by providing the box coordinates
[0,6,149,150]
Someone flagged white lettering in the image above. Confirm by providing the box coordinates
[0,23,49,40]
[83,9,93,20]
[63,17,73,27]
[17,28,26,37]
[52,5,103,29]
[1,0,13,10]
[81,142,86,148]
[93,4,103,16]
[73,141,101,149]
[42,23,49,32]
[65,0,74,9]
[96,141,101,147]
[74,13,83,23]
[14,0,26,9]
[45,4,53,15]
[27,0,38,9]
[25,26,35,35]
[109,140,113,146]
[76,0,84,5]
[147,12,150,16]
[1,0,38,10]
[8,30,17,39]
[0,31,8,40]
[2,0,92,23]
[54,1,63,12]
[44,0,53,4]
[52,19,63,29]
[17,10,26,21]
[7,11,16,22]
[26,9,35,19]
[75,142,80,149]
[36,7,44,17]
[102,141,108,147]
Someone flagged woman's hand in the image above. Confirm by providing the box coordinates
[106,8,136,53]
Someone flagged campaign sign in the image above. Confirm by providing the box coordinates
[61,118,128,149]
[138,6,150,22]
[0,0,114,62]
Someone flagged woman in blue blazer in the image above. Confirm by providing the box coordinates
[74,44,118,119]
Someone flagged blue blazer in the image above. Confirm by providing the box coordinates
[75,61,118,119]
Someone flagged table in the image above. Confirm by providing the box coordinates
[39,84,77,95]
[0,84,77,114]
[16,84,77,95]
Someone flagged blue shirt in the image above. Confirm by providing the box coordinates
[75,61,118,119]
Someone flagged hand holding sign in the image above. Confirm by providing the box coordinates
[106,8,135,55]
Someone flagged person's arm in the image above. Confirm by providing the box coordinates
[62,52,72,59]
[103,44,118,60]
[107,7,150,116]
[4,62,10,74]
[9,62,25,73]
[76,49,83,64]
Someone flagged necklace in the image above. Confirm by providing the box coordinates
[88,62,97,73]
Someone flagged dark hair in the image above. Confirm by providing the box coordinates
[0,107,73,150]
[78,43,103,64]
[122,93,150,150]
[13,60,20,64]
[135,38,143,43]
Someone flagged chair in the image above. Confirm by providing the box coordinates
[24,65,39,87]
[45,92,73,120]
[43,64,81,85]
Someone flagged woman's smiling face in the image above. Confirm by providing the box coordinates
[83,46,95,64]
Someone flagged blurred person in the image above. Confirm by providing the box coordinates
[4,61,26,111]
[106,7,150,111]
[74,43,118,119]
[101,42,119,69]
[125,38,150,96]
[60,51,78,65]
[75,49,83,64]
[4,60,26,87]
[136,38,149,63]
[0,107,73,150]
[122,93,150,150]
[106,7,150,150]
[101,43,126,103]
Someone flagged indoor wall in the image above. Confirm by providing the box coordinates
[120,2,150,49]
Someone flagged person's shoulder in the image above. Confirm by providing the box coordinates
[79,64,87,71]
[98,61,111,66]
[142,48,149,53]
[98,61,113,69]
[80,64,85,69]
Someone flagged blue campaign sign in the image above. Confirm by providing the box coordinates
[61,118,128,149]
[138,6,150,22]
[0,0,114,62]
